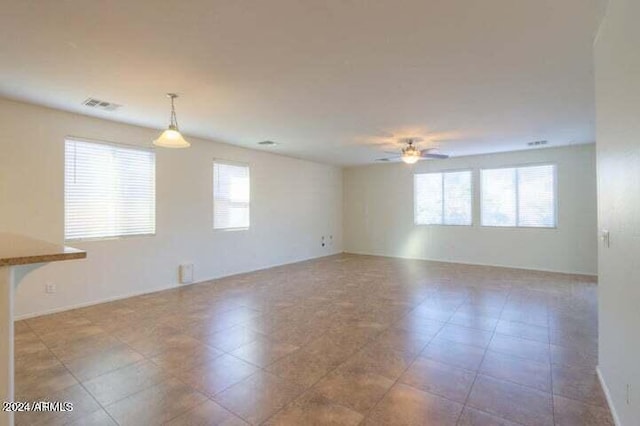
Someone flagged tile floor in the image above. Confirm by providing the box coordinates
[14,254,613,425]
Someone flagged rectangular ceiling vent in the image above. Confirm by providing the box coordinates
[82,97,122,111]
[527,140,548,147]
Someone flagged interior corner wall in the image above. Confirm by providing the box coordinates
[594,0,640,423]
[0,98,343,318]
[343,144,598,275]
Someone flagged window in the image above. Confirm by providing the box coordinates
[414,170,472,225]
[481,164,556,227]
[64,139,156,241]
[213,162,250,230]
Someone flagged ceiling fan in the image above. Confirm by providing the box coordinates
[376,138,449,164]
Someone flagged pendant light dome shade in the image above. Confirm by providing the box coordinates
[154,93,190,148]
[154,126,190,148]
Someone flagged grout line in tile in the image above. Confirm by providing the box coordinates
[14,255,607,426]
[258,325,393,424]
[352,297,462,426]
[257,297,448,425]
[26,325,121,426]
[454,286,509,425]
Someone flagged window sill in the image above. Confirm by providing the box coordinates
[479,225,558,230]
[213,227,250,232]
[64,233,156,243]
[414,223,473,227]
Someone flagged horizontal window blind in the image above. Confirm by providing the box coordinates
[415,170,472,225]
[415,173,443,225]
[213,162,250,230]
[444,171,473,225]
[517,165,556,227]
[481,168,517,227]
[64,139,156,241]
[481,164,556,227]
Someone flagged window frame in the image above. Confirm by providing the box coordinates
[414,168,474,227]
[64,136,157,242]
[212,159,251,231]
[480,162,558,229]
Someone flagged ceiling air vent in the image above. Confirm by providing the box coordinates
[527,140,548,147]
[82,97,122,111]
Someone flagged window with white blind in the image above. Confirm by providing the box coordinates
[213,162,250,230]
[64,139,156,241]
[414,170,472,225]
[481,164,556,228]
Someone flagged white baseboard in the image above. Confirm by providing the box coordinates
[14,282,179,321]
[15,249,593,321]
[15,250,342,321]
[343,250,598,278]
[597,366,622,426]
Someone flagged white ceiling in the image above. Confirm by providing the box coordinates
[0,0,605,165]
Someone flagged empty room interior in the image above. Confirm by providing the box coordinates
[0,1,638,425]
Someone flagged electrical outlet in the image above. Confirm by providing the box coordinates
[329,235,333,246]
[321,236,325,247]
[45,283,56,294]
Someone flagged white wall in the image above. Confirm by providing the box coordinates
[594,0,640,423]
[0,98,343,318]
[343,145,597,275]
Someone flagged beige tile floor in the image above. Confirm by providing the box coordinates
[14,254,613,425]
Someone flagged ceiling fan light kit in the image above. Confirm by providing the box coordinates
[377,138,449,164]
[154,93,191,148]
[401,142,422,164]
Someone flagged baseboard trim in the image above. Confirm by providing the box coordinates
[342,250,598,279]
[15,251,342,321]
[597,366,622,426]
[15,283,177,321]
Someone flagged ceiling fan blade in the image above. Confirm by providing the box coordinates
[421,152,449,159]
[375,155,401,162]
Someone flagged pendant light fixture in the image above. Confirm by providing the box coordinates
[153,93,190,148]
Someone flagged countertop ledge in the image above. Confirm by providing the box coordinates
[0,233,86,267]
